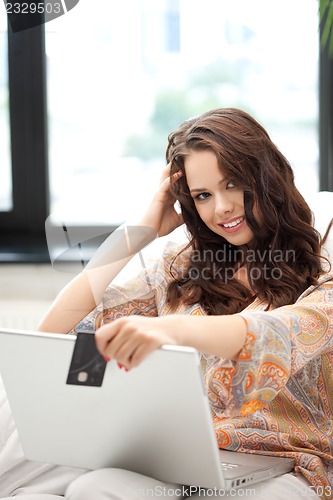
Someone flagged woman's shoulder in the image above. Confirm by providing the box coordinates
[142,226,191,269]
[295,271,333,302]
[243,272,333,313]
[161,241,190,262]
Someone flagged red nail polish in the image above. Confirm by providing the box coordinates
[117,362,128,371]
[103,356,110,362]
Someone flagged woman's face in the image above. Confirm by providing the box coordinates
[184,150,255,246]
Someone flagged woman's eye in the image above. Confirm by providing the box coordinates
[194,192,210,201]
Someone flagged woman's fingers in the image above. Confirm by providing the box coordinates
[160,164,182,189]
[95,316,171,370]
[95,318,149,361]
[159,162,172,183]
[157,170,182,208]
[128,339,159,368]
[95,321,121,355]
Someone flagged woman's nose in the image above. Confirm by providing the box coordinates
[214,193,233,216]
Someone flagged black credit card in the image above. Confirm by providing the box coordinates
[66,332,107,387]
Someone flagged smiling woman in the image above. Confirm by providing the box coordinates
[36,106,333,500]
[166,108,322,315]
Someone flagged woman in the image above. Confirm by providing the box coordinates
[39,108,332,499]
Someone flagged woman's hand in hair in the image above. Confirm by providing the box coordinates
[139,164,183,237]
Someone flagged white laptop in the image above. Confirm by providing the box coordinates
[0,328,294,491]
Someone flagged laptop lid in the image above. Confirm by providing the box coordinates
[0,328,294,490]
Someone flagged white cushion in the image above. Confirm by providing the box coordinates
[308,191,333,262]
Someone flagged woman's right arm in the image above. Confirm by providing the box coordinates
[37,166,183,334]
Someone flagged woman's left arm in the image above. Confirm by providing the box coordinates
[95,313,247,369]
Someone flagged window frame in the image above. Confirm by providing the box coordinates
[0,23,50,262]
[319,28,333,191]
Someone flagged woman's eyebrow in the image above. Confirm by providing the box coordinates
[189,178,226,193]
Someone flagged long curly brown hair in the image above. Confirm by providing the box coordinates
[165,108,327,315]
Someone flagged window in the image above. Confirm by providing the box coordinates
[45,0,319,227]
[2,0,332,262]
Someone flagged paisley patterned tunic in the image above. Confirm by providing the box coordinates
[73,241,333,499]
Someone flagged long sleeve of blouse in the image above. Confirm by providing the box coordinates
[230,274,333,417]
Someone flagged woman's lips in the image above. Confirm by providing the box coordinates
[218,217,245,233]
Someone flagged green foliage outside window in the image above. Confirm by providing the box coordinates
[320,0,333,57]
